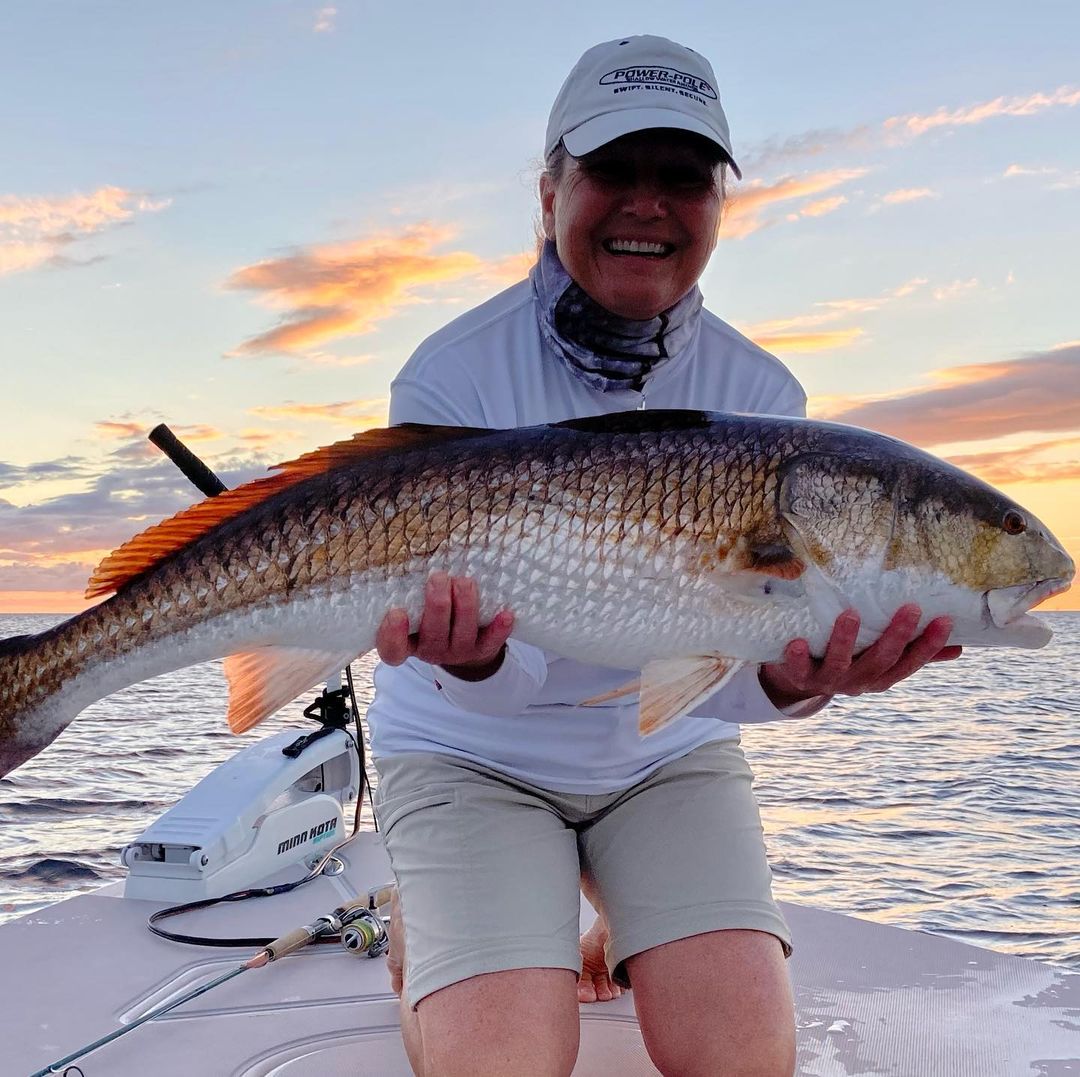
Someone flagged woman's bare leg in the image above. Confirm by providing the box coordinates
[415,968,580,1077]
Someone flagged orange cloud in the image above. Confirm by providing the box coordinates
[946,438,1080,485]
[750,328,865,353]
[236,428,296,447]
[95,420,144,439]
[798,195,848,218]
[721,169,868,239]
[814,346,1080,447]
[738,278,927,350]
[884,85,1080,139]
[0,187,171,275]
[480,250,537,285]
[225,225,488,357]
[249,397,389,428]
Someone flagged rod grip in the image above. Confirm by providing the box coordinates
[264,926,315,961]
[149,423,228,498]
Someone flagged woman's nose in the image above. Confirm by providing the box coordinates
[620,182,667,220]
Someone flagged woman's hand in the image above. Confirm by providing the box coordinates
[760,604,963,709]
[375,571,515,681]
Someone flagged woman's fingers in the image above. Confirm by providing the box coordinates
[415,571,455,662]
[761,605,965,706]
[448,577,481,655]
[867,615,955,691]
[375,608,412,666]
[378,573,512,671]
[813,609,861,689]
[476,609,515,660]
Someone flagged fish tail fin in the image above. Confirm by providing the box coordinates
[0,630,79,778]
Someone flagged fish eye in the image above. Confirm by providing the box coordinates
[1002,511,1027,535]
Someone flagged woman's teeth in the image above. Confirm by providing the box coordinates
[604,239,672,256]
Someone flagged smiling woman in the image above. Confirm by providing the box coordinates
[539,130,727,319]
[362,32,975,1077]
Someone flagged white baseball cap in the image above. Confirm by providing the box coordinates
[545,35,742,179]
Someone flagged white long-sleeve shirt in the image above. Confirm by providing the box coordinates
[366,276,814,794]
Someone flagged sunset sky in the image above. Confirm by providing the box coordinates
[2,1,1078,613]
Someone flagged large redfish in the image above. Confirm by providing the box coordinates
[0,411,1073,775]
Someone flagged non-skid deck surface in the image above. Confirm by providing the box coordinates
[1,833,1075,1076]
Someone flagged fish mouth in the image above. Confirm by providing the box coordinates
[983,576,1072,643]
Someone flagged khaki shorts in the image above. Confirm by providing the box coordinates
[374,739,791,1009]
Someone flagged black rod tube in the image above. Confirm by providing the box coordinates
[148,423,228,497]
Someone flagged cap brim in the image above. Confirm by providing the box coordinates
[561,108,742,179]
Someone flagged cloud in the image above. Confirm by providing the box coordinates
[0,450,271,568]
[225,224,488,357]
[796,195,848,218]
[94,421,145,440]
[0,187,171,276]
[945,438,1080,486]
[738,278,928,352]
[813,345,1080,447]
[749,328,865,353]
[739,86,1079,177]
[479,250,537,285]
[740,128,875,173]
[0,563,95,592]
[721,169,869,239]
[883,86,1080,139]
[313,5,337,32]
[0,415,392,608]
[1004,164,1057,178]
[1002,163,1080,189]
[249,397,388,428]
[932,278,979,301]
[881,187,937,205]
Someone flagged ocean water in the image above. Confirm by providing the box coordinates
[0,612,1077,971]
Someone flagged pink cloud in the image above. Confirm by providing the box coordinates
[814,346,1080,447]
[0,187,171,275]
[884,86,1080,139]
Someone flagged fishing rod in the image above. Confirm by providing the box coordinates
[28,890,392,1077]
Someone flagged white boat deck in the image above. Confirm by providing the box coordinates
[1,831,1076,1076]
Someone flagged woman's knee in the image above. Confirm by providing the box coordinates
[628,930,795,1077]
[416,968,580,1077]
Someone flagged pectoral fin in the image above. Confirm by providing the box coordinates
[638,655,744,736]
[224,647,357,733]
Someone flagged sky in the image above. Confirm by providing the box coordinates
[1,0,1078,613]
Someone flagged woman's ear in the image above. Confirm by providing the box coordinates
[539,173,556,241]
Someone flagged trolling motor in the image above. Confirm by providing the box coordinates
[122,725,360,902]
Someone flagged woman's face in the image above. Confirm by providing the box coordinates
[540,130,724,320]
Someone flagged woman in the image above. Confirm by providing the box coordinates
[367,35,960,1077]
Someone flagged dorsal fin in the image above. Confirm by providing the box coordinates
[552,409,714,435]
[85,423,495,599]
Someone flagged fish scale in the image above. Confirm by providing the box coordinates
[0,410,1073,777]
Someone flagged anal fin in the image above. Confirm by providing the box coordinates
[224,647,358,733]
[638,655,744,736]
